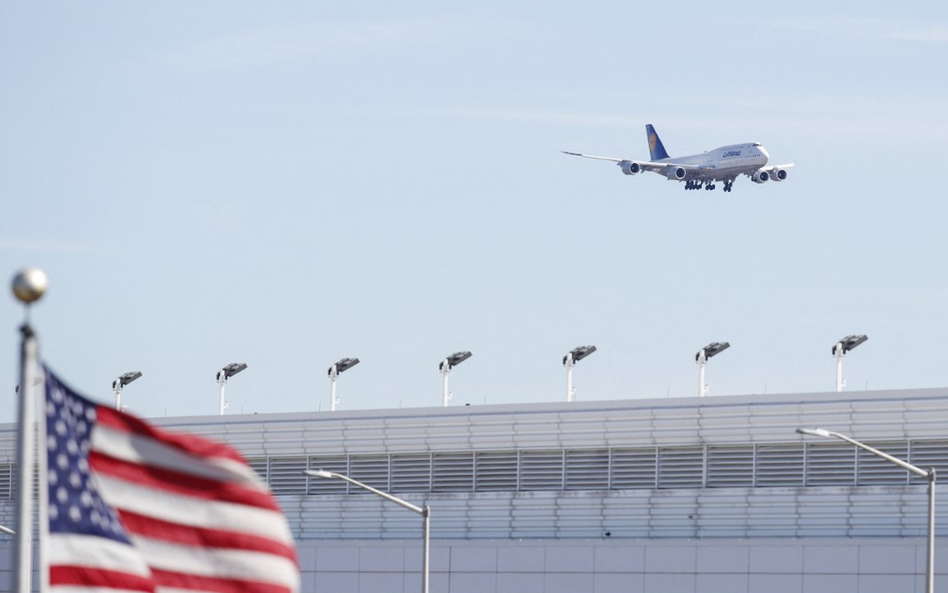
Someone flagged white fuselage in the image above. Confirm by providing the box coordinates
[656,142,769,181]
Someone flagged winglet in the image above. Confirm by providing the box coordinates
[645,124,670,161]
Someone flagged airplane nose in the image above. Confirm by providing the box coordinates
[758,145,770,161]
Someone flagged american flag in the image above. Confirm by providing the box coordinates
[44,368,300,593]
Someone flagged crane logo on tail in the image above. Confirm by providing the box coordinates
[648,133,657,155]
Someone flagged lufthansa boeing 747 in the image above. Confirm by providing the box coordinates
[562,124,794,192]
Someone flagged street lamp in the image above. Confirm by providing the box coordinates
[797,427,935,593]
[328,357,360,412]
[563,345,596,402]
[832,334,868,392]
[439,351,471,407]
[696,342,730,397]
[112,371,142,411]
[304,469,430,593]
[216,363,247,415]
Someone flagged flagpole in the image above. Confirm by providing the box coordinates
[13,324,37,593]
[38,363,50,593]
[11,267,48,593]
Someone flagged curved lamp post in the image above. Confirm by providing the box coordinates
[304,469,430,593]
[797,427,935,593]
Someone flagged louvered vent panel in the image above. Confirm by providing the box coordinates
[610,448,656,489]
[657,447,703,489]
[0,463,11,499]
[858,441,910,485]
[307,456,349,495]
[707,446,754,488]
[269,456,307,495]
[519,450,563,491]
[246,457,269,483]
[390,454,430,493]
[805,443,854,486]
[755,444,804,487]
[910,440,948,484]
[475,451,518,491]
[432,452,474,492]
[349,455,390,491]
[564,449,609,490]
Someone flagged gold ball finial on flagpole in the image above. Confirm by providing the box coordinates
[11,267,48,304]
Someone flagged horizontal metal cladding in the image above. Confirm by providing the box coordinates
[225,438,948,498]
[128,387,948,457]
[284,486,940,540]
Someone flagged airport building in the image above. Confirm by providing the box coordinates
[2,386,948,593]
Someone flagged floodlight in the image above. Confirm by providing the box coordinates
[440,351,472,371]
[695,342,730,362]
[832,334,868,356]
[112,371,142,391]
[696,342,730,397]
[112,371,142,411]
[216,363,247,415]
[563,345,597,366]
[328,357,360,412]
[328,357,360,375]
[440,351,472,406]
[832,334,867,392]
[218,362,247,381]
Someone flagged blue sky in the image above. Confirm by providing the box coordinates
[3,2,948,421]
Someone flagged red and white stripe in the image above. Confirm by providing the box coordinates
[77,406,299,593]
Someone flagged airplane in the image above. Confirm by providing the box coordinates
[562,124,794,192]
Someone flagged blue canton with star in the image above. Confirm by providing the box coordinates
[45,369,131,544]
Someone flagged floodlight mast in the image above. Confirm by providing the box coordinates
[563,345,596,402]
[111,371,142,411]
[440,351,472,407]
[833,334,868,392]
[328,357,360,412]
[696,342,730,397]
[216,363,247,415]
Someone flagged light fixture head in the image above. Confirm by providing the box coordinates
[440,351,472,371]
[304,469,334,479]
[328,357,360,376]
[564,345,597,365]
[796,427,832,438]
[696,342,730,361]
[833,334,868,355]
[218,362,247,380]
[113,371,142,390]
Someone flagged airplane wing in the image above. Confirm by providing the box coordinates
[560,151,701,174]
[560,151,624,163]
[762,163,795,171]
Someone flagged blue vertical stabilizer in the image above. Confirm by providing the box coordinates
[645,124,670,161]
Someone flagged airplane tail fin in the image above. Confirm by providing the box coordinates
[645,124,670,161]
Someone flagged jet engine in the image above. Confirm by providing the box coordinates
[665,166,686,180]
[619,161,641,175]
[769,168,788,182]
[751,170,770,184]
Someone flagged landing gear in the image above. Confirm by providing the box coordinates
[722,180,734,192]
[685,180,716,191]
